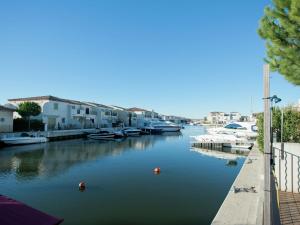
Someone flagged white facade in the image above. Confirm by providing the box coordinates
[207,112,242,124]
[8,96,118,130]
[0,105,14,133]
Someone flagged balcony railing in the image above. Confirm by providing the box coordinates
[273,146,300,193]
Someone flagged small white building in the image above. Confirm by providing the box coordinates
[0,105,15,133]
[127,107,158,128]
[110,105,137,127]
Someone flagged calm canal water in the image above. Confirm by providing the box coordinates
[0,126,245,225]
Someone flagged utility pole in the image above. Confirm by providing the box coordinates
[264,64,271,225]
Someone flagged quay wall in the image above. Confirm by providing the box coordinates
[211,148,264,225]
[0,128,124,142]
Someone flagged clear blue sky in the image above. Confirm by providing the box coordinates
[1,0,299,118]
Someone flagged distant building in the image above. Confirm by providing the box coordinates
[161,115,187,124]
[230,112,241,121]
[207,112,226,124]
[0,105,15,133]
[207,111,242,124]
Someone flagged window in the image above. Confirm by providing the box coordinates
[62,118,65,124]
[112,112,117,117]
[77,109,80,114]
[0,118,4,122]
[72,105,75,109]
[105,111,111,116]
[86,108,90,114]
[53,103,59,110]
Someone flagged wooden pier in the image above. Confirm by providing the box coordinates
[192,142,225,150]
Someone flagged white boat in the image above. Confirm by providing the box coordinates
[148,121,181,132]
[122,128,141,136]
[1,133,48,146]
[207,122,258,139]
[87,131,115,140]
[140,126,163,135]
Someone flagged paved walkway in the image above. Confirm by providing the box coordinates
[211,148,264,225]
[279,191,300,225]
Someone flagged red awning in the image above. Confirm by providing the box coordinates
[0,195,63,225]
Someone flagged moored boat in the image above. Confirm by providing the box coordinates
[148,121,181,132]
[122,128,141,136]
[140,127,163,135]
[1,133,48,146]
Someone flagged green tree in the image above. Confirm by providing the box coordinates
[257,106,300,151]
[17,102,41,130]
[258,0,300,85]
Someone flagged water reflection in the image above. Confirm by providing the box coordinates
[0,133,182,180]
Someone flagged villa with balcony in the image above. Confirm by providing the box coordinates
[8,96,119,130]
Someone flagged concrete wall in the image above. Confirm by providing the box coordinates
[274,143,300,193]
[0,110,13,133]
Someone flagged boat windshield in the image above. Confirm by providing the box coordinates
[224,123,246,130]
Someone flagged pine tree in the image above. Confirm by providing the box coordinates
[258,0,300,85]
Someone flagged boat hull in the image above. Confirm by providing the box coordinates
[154,127,181,132]
[124,132,141,137]
[1,137,48,146]
[87,134,115,140]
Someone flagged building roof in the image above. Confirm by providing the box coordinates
[110,105,128,111]
[0,105,15,111]
[84,102,113,109]
[127,107,149,112]
[8,95,91,107]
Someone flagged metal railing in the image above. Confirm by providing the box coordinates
[272,146,300,193]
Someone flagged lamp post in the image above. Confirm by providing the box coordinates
[263,64,282,225]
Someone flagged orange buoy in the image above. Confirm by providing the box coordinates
[153,167,161,174]
[79,182,86,191]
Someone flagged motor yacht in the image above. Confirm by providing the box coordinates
[207,122,258,139]
[148,121,181,132]
[122,128,141,136]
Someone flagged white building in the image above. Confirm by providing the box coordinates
[230,112,241,121]
[207,111,242,124]
[127,107,159,128]
[207,112,226,124]
[8,96,120,130]
[0,105,15,133]
[110,105,138,127]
